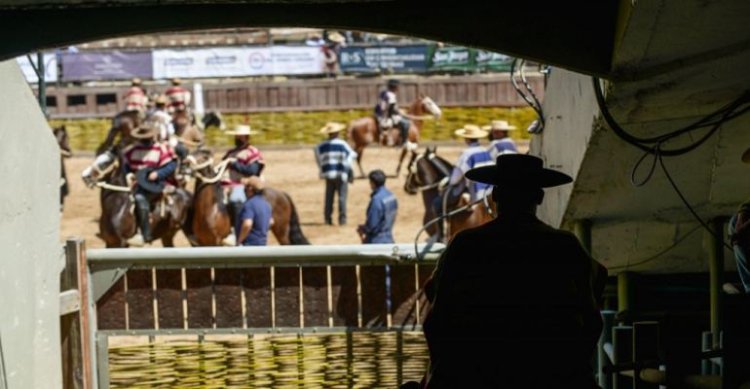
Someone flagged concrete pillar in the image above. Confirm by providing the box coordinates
[574,219,592,254]
[618,272,633,314]
[0,59,62,388]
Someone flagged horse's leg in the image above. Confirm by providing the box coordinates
[272,223,290,245]
[356,146,366,178]
[161,234,175,248]
[396,147,409,176]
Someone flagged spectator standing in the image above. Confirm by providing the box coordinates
[314,122,357,226]
[358,169,398,244]
[236,176,273,246]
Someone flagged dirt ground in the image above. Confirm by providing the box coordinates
[62,141,529,248]
[61,145,464,248]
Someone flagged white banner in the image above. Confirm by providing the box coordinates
[16,54,58,83]
[152,46,324,79]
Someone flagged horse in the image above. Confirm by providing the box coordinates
[54,125,72,210]
[404,146,495,242]
[96,158,192,248]
[348,94,442,177]
[185,149,309,246]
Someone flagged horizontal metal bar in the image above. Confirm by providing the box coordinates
[87,243,444,270]
[99,326,424,337]
[59,289,80,316]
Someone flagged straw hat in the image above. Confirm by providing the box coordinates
[319,122,347,134]
[466,154,573,188]
[328,32,346,44]
[454,124,489,139]
[154,95,168,105]
[131,77,142,86]
[482,120,517,132]
[170,78,182,86]
[242,176,265,191]
[226,124,258,136]
[130,122,158,139]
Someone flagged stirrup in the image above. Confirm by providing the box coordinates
[222,234,237,247]
[127,233,149,247]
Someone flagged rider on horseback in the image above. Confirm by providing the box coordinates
[123,78,148,116]
[432,125,494,241]
[375,79,410,146]
[222,124,265,244]
[165,78,191,115]
[483,120,518,158]
[122,123,179,246]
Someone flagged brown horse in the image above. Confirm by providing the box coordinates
[404,146,495,242]
[348,94,442,177]
[97,158,192,248]
[54,125,72,210]
[185,149,309,246]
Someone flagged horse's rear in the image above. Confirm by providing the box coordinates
[263,187,309,245]
[191,182,232,246]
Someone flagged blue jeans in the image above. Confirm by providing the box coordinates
[325,177,348,225]
[228,185,246,224]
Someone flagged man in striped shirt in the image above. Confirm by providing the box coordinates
[314,122,357,225]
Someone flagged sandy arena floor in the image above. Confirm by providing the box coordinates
[61,145,471,248]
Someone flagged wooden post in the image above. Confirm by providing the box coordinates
[62,239,94,389]
[708,218,725,350]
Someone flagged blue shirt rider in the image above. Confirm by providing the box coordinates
[375,79,411,146]
[358,169,398,244]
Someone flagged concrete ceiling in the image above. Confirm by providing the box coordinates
[0,1,618,77]
[561,0,750,273]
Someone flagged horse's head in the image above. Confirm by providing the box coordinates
[419,95,442,120]
[182,147,215,180]
[201,111,224,131]
[53,125,73,158]
[404,146,451,195]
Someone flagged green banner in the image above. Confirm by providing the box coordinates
[428,46,476,72]
[475,50,513,72]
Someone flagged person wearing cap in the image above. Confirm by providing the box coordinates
[222,124,265,230]
[314,122,357,225]
[236,176,273,246]
[374,79,411,146]
[123,77,148,114]
[165,78,191,114]
[357,169,398,244]
[121,123,179,246]
[431,125,494,240]
[483,120,518,158]
[421,154,606,388]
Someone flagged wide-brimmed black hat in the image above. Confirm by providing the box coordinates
[465,154,573,188]
[136,167,166,194]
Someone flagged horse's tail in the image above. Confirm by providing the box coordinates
[283,192,310,245]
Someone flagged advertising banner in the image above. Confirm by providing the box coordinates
[16,54,58,83]
[61,51,152,81]
[152,46,325,79]
[339,45,429,73]
[475,50,513,72]
[428,46,475,72]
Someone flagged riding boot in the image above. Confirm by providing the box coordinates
[135,195,153,243]
[399,121,409,146]
[228,201,244,227]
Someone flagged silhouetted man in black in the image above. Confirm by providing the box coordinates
[421,154,606,389]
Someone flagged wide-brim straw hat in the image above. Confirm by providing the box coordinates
[482,120,517,132]
[328,32,346,43]
[170,78,182,85]
[454,124,489,139]
[320,122,347,134]
[131,77,142,86]
[130,123,158,139]
[466,154,573,188]
[154,95,168,105]
[241,176,265,191]
[226,124,258,136]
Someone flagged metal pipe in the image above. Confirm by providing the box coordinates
[37,52,46,114]
[87,243,445,269]
[617,272,633,314]
[708,218,725,349]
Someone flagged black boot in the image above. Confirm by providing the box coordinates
[135,194,153,243]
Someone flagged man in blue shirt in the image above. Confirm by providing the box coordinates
[237,176,273,246]
[314,122,357,225]
[358,169,398,244]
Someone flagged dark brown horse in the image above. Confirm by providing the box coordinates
[97,158,192,248]
[404,147,495,242]
[348,94,442,177]
[54,125,72,210]
[186,149,309,246]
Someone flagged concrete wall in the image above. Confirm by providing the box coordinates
[530,68,600,228]
[0,60,62,388]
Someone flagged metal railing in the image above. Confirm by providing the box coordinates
[71,239,445,388]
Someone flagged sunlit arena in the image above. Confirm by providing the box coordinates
[1,1,750,388]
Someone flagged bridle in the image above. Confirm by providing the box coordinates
[405,152,451,192]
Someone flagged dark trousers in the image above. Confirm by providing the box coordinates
[324,177,348,225]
